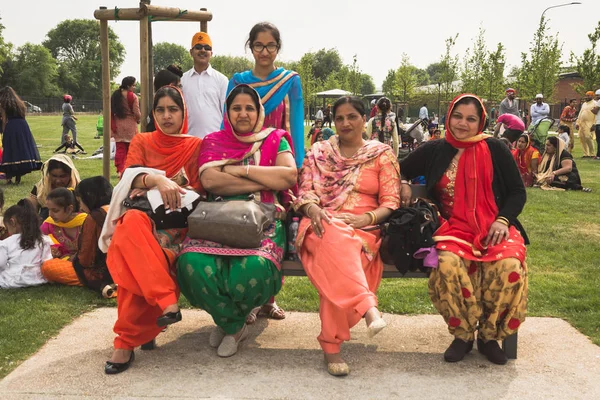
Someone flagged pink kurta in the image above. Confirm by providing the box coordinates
[297,148,400,353]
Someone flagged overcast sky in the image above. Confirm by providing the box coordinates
[2,0,599,87]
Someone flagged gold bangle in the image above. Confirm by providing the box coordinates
[246,164,250,178]
[305,203,317,217]
[142,174,149,188]
[495,217,509,227]
[367,211,377,225]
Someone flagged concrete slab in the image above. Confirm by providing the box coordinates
[1,309,599,400]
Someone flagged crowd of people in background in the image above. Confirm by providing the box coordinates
[1,19,599,379]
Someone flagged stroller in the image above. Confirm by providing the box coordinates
[528,117,555,152]
[398,118,425,158]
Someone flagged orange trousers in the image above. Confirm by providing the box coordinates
[41,258,83,286]
[107,210,179,350]
[300,219,382,354]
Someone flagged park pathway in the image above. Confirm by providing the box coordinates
[1,309,599,399]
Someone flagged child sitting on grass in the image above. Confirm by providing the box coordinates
[54,134,86,155]
[40,188,87,286]
[73,177,117,298]
[0,199,53,289]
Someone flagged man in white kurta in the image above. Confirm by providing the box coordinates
[576,91,597,158]
[181,32,228,138]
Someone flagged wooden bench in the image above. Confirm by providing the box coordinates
[281,184,519,359]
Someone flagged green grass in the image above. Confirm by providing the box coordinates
[1,115,599,378]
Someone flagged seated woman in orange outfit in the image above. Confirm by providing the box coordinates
[99,86,202,375]
[293,96,401,377]
[400,94,528,366]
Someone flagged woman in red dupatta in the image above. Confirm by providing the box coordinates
[512,133,540,187]
[103,86,202,375]
[293,96,400,376]
[400,94,528,365]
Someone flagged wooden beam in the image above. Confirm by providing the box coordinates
[143,4,212,21]
[99,9,111,180]
[200,8,208,32]
[139,9,151,133]
[94,7,143,21]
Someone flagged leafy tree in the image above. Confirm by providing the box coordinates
[461,26,487,96]
[210,55,253,79]
[312,48,343,82]
[482,43,506,103]
[426,62,444,83]
[0,14,13,75]
[570,20,600,94]
[382,69,397,99]
[322,73,341,91]
[153,42,192,73]
[296,52,321,114]
[439,35,460,102]
[348,55,362,95]
[13,43,59,97]
[395,54,418,102]
[360,73,375,95]
[514,16,562,101]
[43,19,125,99]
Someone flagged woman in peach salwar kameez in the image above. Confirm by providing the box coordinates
[294,96,400,376]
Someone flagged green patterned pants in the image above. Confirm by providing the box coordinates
[177,253,282,334]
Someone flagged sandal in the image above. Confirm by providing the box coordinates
[583,187,592,193]
[259,303,286,320]
[246,307,260,325]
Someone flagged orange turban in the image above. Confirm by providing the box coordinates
[191,32,212,49]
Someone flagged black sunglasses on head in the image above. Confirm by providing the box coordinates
[194,44,212,51]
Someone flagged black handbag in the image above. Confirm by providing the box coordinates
[379,198,440,275]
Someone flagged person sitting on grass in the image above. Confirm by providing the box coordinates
[1,199,53,289]
[54,134,85,155]
[536,136,592,192]
[512,134,540,187]
[72,176,116,298]
[307,118,323,146]
[40,188,87,286]
[28,155,81,221]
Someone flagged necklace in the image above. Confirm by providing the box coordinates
[339,142,363,158]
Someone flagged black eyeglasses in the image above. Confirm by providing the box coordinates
[251,43,279,53]
[193,44,212,51]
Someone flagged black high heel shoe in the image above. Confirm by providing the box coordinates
[104,351,135,375]
[156,310,182,327]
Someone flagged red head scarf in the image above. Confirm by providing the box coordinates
[435,94,499,258]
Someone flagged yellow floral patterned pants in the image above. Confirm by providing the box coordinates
[428,250,528,341]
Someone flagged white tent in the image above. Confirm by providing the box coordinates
[315,89,353,97]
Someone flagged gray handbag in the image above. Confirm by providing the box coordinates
[187,194,276,249]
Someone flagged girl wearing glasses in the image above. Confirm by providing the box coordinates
[227,23,304,168]
[226,22,305,324]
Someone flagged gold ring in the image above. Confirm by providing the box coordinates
[495,231,501,234]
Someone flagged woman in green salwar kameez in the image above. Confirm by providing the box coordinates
[177,84,297,357]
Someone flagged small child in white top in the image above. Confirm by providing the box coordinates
[557,125,570,149]
[0,200,52,289]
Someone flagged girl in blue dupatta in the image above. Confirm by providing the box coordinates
[226,22,305,169]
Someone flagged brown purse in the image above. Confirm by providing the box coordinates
[187,194,276,249]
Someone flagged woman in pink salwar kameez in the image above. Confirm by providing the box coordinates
[294,96,401,376]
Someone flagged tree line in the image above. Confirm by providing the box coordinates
[0,15,599,107]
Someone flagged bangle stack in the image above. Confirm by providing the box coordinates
[495,216,510,227]
[366,211,378,225]
[305,203,317,217]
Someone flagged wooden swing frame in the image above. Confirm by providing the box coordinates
[94,1,212,179]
